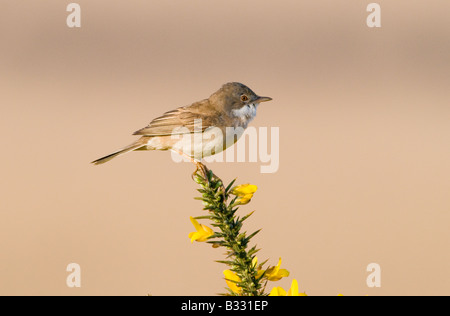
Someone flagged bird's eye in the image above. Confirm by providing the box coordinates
[240,95,249,102]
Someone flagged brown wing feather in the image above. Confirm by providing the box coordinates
[133,100,222,136]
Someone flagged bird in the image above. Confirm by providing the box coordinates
[91,82,272,169]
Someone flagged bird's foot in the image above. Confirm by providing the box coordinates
[192,161,209,181]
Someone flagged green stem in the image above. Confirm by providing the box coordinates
[194,167,264,296]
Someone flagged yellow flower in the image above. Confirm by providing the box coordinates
[252,257,265,279]
[287,279,307,296]
[269,279,307,296]
[269,286,287,296]
[223,270,242,294]
[264,258,290,281]
[231,184,258,205]
[188,217,214,243]
[231,184,258,195]
[252,257,289,281]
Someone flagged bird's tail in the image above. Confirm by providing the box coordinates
[91,140,146,165]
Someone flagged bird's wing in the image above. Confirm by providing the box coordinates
[133,103,220,136]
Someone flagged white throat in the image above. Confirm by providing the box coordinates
[231,103,259,128]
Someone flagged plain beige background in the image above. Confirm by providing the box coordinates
[1,1,449,296]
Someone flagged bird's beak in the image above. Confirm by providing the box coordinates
[254,96,273,103]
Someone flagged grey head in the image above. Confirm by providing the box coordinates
[208,82,272,114]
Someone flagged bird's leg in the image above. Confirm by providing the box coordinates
[193,161,226,195]
[194,160,209,180]
[170,151,224,193]
[170,149,209,180]
[170,150,223,193]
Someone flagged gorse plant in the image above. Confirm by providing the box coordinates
[189,165,304,296]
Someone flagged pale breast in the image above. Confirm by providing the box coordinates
[231,103,259,129]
